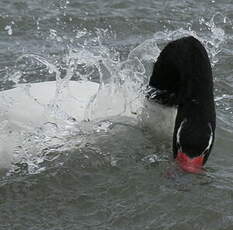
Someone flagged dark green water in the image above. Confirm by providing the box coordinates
[0,0,233,229]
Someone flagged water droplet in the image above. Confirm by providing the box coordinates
[9,71,22,84]
[5,25,13,35]
[49,29,57,40]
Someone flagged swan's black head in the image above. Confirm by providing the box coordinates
[148,36,216,173]
[173,118,215,173]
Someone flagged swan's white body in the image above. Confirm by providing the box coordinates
[0,80,176,169]
[0,81,99,129]
[140,99,177,143]
[0,80,99,168]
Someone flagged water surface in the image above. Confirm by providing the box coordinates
[0,0,233,229]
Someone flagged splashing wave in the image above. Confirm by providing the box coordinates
[0,14,227,175]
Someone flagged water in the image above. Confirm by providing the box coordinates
[0,0,233,229]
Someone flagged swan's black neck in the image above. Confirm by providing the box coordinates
[148,36,216,163]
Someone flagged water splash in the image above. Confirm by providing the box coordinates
[199,13,226,65]
[1,14,228,176]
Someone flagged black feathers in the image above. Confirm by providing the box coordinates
[148,36,216,164]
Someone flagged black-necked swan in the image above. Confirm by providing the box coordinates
[145,36,216,173]
[0,36,215,173]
